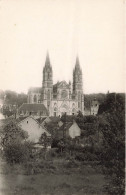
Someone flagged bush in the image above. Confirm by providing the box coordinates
[23,160,57,175]
[65,159,79,168]
[1,120,31,164]
[75,151,98,161]
[4,141,32,164]
[51,138,60,148]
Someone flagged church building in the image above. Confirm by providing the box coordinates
[27,53,84,116]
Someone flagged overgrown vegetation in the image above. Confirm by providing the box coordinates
[0,92,125,194]
[98,93,125,195]
[1,119,33,164]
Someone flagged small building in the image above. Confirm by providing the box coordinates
[91,99,99,115]
[18,116,51,143]
[18,103,49,118]
[58,121,81,139]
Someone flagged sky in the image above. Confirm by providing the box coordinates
[0,0,125,94]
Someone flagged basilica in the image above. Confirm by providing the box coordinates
[27,53,84,116]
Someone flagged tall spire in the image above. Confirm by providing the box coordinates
[42,51,53,88]
[45,51,51,67]
[75,56,80,70]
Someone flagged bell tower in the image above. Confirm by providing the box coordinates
[42,52,53,114]
[73,56,84,112]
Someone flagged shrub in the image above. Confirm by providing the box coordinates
[1,120,32,164]
[3,141,32,164]
[75,151,98,161]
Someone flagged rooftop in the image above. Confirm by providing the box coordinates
[18,103,49,115]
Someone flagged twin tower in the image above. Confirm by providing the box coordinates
[28,53,84,116]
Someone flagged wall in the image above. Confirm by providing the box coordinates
[18,117,50,143]
[68,122,81,139]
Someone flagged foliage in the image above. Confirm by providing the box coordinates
[76,111,98,139]
[98,93,125,194]
[51,138,60,148]
[17,93,27,107]
[76,110,84,123]
[60,113,76,123]
[98,93,125,114]
[44,122,59,139]
[39,132,51,149]
[4,141,33,164]
[1,120,28,146]
[4,90,27,106]
[1,119,32,164]
[84,115,97,123]
[57,139,65,153]
[76,111,97,126]
[84,93,106,109]
[60,112,67,123]
[2,109,15,117]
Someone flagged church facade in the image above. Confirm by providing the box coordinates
[27,53,84,116]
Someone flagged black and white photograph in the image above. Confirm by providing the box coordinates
[0,0,125,194]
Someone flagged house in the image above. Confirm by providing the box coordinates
[18,103,49,118]
[18,116,51,143]
[40,116,61,138]
[91,99,99,115]
[58,115,76,128]
[84,99,100,116]
[58,121,81,139]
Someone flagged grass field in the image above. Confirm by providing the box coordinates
[0,159,108,195]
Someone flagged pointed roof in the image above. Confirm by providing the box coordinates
[75,56,80,69]
[45,51,51,67]
[18,103,49,116]
[74,56,82,74]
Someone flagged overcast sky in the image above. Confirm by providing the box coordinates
[0,0,125,94]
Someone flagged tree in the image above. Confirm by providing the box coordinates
[1,119,32,164]
[76,111,85,129]
[84,93,105,109]
[44,122,58,139]
[98,93,125,114]
[39,132,51,159]
[17,93,27,107]
[98,93,125,194]
[39,132,51,149]
[57,139,65,153]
